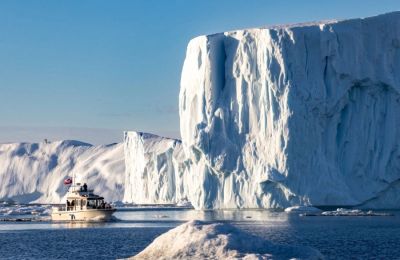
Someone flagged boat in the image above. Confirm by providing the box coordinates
[51,180,116,222]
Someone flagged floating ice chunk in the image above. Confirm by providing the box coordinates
[299,208,393,217]
[320,208,393,217]
[154,214,169,219]
[285,206,322,213]
[176,199,193,208]
[131,220,323,259]
[0,204,52,216]
[111,201,126,207]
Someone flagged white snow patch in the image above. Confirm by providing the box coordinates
[131,220,323,259]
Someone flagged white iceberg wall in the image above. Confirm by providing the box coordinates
[123,131,189,204]
[0,140,125,203]
[179,12,400,209]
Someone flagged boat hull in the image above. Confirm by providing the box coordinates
[51,208,116,222]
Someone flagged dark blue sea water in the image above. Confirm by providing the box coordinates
[0,208,399,259]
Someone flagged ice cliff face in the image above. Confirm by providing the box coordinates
[123,131,189,204]
[179,12,400,209]
[0,140,125,203]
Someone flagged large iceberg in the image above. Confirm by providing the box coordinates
[0,140,125,203]
[179,12,400,209]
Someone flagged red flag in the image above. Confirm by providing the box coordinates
[64,178,72,185]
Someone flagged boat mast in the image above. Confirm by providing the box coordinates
[71,171,77,192]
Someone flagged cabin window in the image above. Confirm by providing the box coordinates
[87,200,94,208]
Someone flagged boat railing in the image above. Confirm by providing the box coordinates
[55,204,113,212]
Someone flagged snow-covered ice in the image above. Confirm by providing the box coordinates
[0,204,52,216]
[320,208,393,217]
[0,140,125,204]
[178,11,400,209]
[0,132,193,206]
[285,206,322,213]
[131,220,323,259]
[176,198,193,208]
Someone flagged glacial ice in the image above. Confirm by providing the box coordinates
[131,220,323,259]
[123,131,189,204]
[178,12,400,209]
[0,140,125,204]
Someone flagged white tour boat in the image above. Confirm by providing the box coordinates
[51,180,116,222]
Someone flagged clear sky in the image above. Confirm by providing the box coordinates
[0,0,398,144]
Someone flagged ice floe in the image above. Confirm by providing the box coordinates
[285,206,322,213]
[300,208,393,217]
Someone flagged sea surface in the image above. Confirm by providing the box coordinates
[0,205,399,259]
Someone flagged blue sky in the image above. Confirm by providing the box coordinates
[0,0,398,144]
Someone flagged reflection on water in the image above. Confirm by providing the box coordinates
[115,208,289,222]
[52,221,108,229]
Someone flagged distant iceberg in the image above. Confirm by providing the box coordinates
[0,140,125,204]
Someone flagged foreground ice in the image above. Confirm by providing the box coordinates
[131,220,323,259]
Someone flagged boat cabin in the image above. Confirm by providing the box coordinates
[61,183,111,211]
